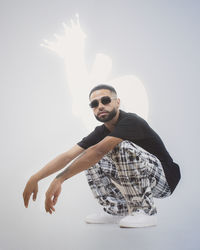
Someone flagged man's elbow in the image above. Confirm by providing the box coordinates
[87,145,107,159]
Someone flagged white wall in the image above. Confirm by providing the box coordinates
[0,0,199,249]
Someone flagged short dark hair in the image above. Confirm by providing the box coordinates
[89,84,117,98]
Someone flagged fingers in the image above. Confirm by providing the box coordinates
[45,179,62,214]
[52,196,58,205]
[52,188,60,206]
[45,190,56,214]
[23,178,39,207]
[32,188,38,201]
[45,195,55,214]
[23,190,31,208]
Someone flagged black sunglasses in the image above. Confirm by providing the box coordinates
[89,96,115,108]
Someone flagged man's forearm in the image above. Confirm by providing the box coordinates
[31,145,84,182]
[33,153,73,181]
[56,147,104,183]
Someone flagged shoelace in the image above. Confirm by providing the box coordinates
[130,209,145,216]
[135,209,144,214]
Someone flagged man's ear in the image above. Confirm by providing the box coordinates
[117,98,120,107]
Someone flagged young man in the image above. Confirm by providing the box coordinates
[23,84,180,228]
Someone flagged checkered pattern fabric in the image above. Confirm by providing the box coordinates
[85,140,171,216]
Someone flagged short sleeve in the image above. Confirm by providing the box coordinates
[77,125,109,149]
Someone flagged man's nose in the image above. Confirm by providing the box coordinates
[98,102,105,110]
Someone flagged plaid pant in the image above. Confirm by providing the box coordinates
[85,140,171,216]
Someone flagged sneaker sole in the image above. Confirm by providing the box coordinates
[120,223,157,228]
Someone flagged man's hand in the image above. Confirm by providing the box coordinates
[45,178,62,214]
[23,176,38,208]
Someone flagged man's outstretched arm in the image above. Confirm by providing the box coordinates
[23,144,84,208]
[45,136,123,214]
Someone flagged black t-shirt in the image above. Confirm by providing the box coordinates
[77,110,180,193]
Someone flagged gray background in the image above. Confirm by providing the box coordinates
[0,0,199,249]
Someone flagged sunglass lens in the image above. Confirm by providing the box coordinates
[90,100,99,108]
[101,96,111,105]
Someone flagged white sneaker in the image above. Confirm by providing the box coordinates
[119,209,157,228]
[85,213,124,224]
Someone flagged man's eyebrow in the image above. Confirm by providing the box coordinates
[90,95,110,101]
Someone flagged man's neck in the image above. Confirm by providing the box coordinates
[104,110,120,132]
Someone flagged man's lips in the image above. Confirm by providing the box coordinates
[98,111,108,116]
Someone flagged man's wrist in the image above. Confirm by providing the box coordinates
[55,175,65,184]
[31,174,40,182]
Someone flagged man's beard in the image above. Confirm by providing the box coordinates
[95,108,117,122]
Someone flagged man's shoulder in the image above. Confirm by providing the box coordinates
[119,110,146,123]
[94,123,107,132]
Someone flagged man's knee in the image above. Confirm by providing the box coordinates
[111,140,138,156]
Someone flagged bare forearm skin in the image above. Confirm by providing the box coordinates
[32,145,84,182]
[56,147,105,183]
[32,153,71,181]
